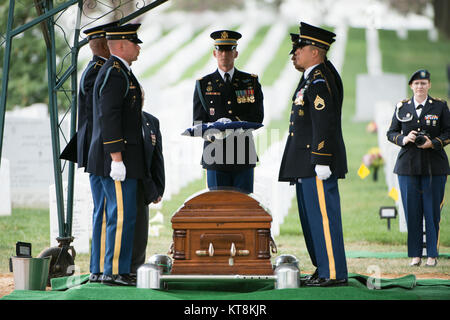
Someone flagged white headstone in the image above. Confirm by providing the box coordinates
[0,158,12,216]
[3,105,70,208]
[354,73,407,122]
[374,101,407,232]
[49,169,93,254]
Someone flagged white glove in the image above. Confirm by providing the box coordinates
[110,161,126,181]
[217,117,232,123]
[315,165,332,180]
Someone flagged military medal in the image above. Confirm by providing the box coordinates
[425,114,438,126]
[294,89,304,105]
[248,89,255,103]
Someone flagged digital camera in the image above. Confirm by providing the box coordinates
[415,131,430,147]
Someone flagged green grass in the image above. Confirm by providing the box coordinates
[260,25,298,86]
[0,208,50,272]
[379,29,450,99]
[235,25,271,70]
[141,26,208,79]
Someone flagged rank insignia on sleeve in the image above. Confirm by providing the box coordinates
[318,140,324,150]
[314,95,325,110]
[150,130,156,146]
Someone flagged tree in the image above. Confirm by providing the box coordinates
[433,0,450,39]
[385,0,449,39]
[0,0,66,110]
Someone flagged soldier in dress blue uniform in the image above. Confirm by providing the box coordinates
[193,30,264,194]
[278,22,348,287]
[131,107,165,275]
[60,21,117,283]
[387,69,450,267]
[87,23,146,286]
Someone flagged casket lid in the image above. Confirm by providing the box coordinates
[171,189,272,223]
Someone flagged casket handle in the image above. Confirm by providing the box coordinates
[230,243,236,256]
[195,242,215,257]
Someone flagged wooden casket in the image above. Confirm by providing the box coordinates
[170,190,276,275]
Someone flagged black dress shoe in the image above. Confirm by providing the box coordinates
[100,274,116,285]
[305,277,348,287]
[305,269,319,280]
[300,269,318,285]
[89,273,102,283]
[113,274,136,286]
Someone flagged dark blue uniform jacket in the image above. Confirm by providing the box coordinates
[387,96,450,175]
[279,60,347,182]
[87,55,146,179]
[193,68,264,172]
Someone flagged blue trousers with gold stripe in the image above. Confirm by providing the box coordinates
[91,176,137,276]
[89,174,107,275]
[296,175,348,280]
[207,168,254,193]
[398,175,446,258]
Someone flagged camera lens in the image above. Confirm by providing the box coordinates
[415,134,426,146]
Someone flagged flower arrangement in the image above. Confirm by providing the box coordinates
[362,147,384,181]
[366,121,377,134]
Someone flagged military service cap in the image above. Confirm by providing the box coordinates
[210,30,242,50]
[409,69,430,85]
[105,23,143,44]
[290,22,336,53]
[83,21,119,40]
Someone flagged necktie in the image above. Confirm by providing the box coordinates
[416,104,423,110]
[225,72,231,85]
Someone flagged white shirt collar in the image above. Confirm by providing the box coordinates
[303,64,320,79]
[413,96,427,108]
[218,67,235,81]
[112,54,131,71]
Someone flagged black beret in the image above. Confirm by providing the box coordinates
[408,69,430,85]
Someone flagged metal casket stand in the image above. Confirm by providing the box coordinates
[137,254,300,290]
